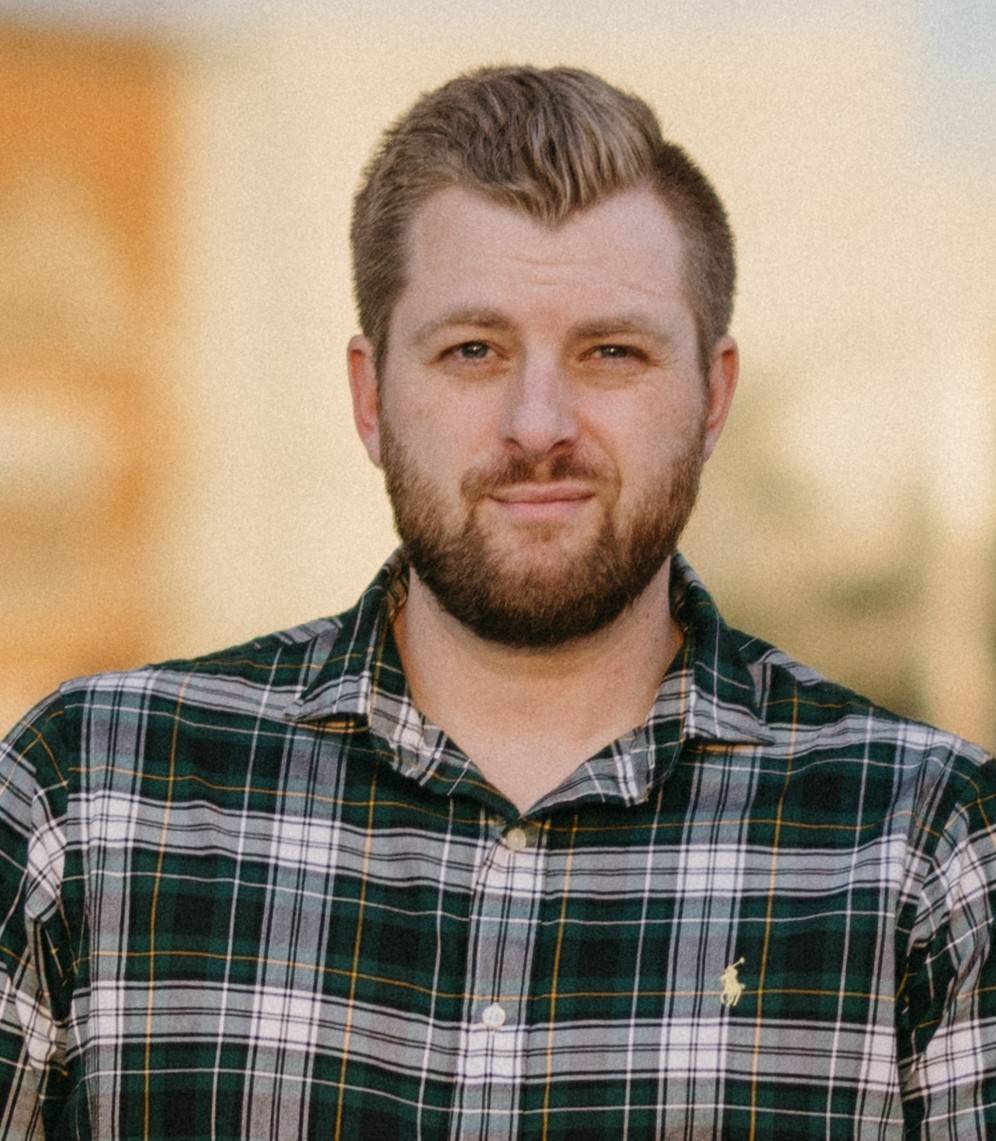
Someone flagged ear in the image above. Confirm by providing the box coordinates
[702,334,738,461]
[347,334,383,467]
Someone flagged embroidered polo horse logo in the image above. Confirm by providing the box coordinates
[720,958,746,1007]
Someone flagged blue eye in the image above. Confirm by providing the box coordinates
[596,345,632,358]
[456,341,490,359]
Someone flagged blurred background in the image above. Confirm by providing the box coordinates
[1,0,993,749]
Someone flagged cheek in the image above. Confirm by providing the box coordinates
[608,406,702,489]
[396,381,496,449]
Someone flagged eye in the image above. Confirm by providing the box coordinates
[593,344,639,360]
[452,341,492,360]
[435,338,505,376]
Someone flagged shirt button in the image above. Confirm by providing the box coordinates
[482,1002,507,1029]
[502,827,529,853]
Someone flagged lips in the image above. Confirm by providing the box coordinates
[487,483,596,522]
[489,483,594,505]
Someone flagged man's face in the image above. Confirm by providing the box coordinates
[349,185,737,647]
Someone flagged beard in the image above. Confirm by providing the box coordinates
[380,416,706,649]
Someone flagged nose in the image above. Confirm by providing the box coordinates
[499,357,580,460]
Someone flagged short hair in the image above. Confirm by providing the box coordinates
[351,65,735,373]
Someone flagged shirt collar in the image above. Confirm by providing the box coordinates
[284,550,408,724]
[284,550,772,804]
[665,554,774,747]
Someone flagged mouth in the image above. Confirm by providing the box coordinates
[487,483,596,522]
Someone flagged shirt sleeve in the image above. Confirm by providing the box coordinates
[0,694,74,1138]
[897,751,996,1138]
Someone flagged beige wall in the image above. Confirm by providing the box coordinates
[2,4,994,746]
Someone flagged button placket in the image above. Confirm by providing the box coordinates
[453,818,546,1138]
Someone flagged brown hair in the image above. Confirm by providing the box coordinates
[351,65,735,372]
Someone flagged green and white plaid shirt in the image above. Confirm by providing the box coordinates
[2,553,995,1139]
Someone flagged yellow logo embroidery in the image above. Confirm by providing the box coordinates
[720,958,746,1007]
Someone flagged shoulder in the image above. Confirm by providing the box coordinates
[673,554,991,796]
[85,614,339,703]
[731,626,995,820]
[734,624,991,763]
[2,614,346,774]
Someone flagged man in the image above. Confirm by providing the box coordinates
[1,65,993,1139]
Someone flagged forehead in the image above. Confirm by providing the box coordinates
[398,184,691,326]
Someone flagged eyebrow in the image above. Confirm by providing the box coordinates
[409,309,514,348]
[570,315,675,344]
[409,308,676,348]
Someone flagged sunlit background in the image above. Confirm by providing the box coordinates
[1,1,994,749]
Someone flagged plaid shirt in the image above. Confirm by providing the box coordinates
[2,552,995,1139]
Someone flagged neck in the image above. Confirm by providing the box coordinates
[391,560,681,812]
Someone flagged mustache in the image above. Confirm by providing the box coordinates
[461,452,607,499]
